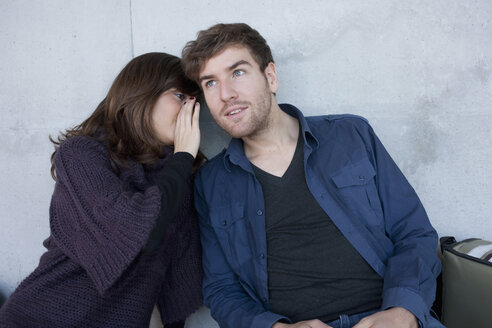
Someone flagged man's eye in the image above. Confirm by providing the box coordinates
[233,70,244,77]
[205,80,217,88]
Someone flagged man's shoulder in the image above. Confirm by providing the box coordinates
[305,113,371,135]
[306,113,369,124]
[281,103,369,129]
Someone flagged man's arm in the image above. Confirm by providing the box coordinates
[357,120,441,326]
[194,172,289,328]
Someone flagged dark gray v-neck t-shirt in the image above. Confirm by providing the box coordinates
[252,131,382,323]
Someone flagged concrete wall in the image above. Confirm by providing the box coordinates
[1,0,491,326]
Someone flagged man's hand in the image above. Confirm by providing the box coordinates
[352,307,418,328]
[272,319,332,328]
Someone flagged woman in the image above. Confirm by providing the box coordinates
[0,53,204,327]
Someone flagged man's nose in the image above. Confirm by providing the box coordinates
[219,80,238,102]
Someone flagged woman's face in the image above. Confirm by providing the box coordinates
[151,88,189,146]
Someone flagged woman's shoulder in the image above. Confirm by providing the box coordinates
[56,135,110,166]
[58,135,106,156]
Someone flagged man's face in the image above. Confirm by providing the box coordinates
[198,46,278,138]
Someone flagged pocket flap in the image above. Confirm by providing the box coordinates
[331,158,376,188]
[209,204,245,228]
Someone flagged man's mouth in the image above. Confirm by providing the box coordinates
[225,106,247,116]
[228,109,243,115]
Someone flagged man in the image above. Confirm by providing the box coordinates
[182,23,444,328]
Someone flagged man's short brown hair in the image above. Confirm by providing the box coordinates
[181,23,274,84]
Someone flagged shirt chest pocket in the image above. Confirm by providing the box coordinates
[330,157,384,226]
[209,204,254,271]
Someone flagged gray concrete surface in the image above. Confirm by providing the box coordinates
[1,1,491,326]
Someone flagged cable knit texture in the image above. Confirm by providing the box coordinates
[0,136,203,327]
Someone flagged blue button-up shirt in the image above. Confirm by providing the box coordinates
[194,104,441,328]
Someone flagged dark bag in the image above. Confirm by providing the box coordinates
[440,236,492,328]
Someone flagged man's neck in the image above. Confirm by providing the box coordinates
[243,105,300,177]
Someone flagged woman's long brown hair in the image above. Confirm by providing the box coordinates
[50,52,204,179]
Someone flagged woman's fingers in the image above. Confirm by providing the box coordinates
[173,97,200,157]
[192,101,200,126]
[183,98,194,125]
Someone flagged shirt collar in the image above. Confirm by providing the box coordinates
[223,103,319,172]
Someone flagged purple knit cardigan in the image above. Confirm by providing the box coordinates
[0,136,203,327]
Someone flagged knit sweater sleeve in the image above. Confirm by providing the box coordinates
[50,136,161,295]
[157,206,204,323]
[143,152,195,253]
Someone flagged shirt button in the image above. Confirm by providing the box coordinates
[262,297,267,302]
[256,210,263,216]
[222,220,227,226]
[259,253,265,259]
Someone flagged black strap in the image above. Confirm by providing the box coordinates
[440,236,456,253]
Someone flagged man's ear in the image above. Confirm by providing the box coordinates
[264,62,279,94]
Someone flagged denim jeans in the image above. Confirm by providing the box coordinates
[325,309,378,328]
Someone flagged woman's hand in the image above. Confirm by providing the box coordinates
[173,97,200,158]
